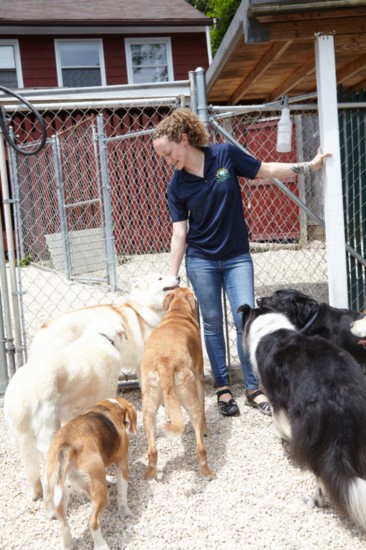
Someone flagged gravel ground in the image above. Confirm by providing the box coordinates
[1,246,359,549]
[1,384,366,550]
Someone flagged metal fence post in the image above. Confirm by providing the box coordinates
[195,67,210,128]
[0,287,8,392]
[188,70,198,114]
[51,135,72,280]
[96,114,117,292]
[0,128,23,370]
[8,127,28,362]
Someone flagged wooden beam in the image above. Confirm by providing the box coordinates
[268,17,366,40]
[266,56,316,102]
[254,7,366,24]
[255,8,366,25]
[335,32,366,51]
[337,54,366,82]
[250,1,366,18]
[229,40,293,104]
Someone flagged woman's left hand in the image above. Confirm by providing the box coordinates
[309,147,332,171]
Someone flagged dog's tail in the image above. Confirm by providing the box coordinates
[308,453,366,530]
[157,359,184,434]
[53,446,72,508]
[345,478,366,530]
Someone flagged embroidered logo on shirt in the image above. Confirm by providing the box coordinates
[216,167,230,183]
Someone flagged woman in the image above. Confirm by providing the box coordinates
[153,108,331,417]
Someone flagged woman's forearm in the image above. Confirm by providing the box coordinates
[169,222,187,277]
[257,147,332,179]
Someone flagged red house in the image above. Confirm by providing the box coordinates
[0,0,212,90]
[0,0,213,256]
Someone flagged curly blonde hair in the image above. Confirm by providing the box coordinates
[153,108,209,147]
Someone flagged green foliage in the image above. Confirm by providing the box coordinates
[186,0,242,56]
[15,254,31,267]
[187,0,211,11]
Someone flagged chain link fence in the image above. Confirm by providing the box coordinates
[338,86,366,310]
[1,79,365,388]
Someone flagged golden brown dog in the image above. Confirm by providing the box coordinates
[140,287,215,481]
[46,397,137,550]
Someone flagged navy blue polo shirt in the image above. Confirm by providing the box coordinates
[167,142,261,260]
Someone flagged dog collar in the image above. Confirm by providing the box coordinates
[99,333,115,347]
[299,309,319,334]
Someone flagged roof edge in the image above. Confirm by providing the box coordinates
[206,2,246,93]
[0,19,213,27]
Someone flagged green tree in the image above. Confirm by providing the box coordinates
[187,0,211,11]
[187,0,242,56]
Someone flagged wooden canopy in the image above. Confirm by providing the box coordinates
[206,0,366,104]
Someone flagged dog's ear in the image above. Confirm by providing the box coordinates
[125,404,137,435]
[238,304,252,329]
[186,292,197,313]
[238,304,252,315]
[163,293,174,310]
[131,276,146,290]
[295,295,318,325]
[116,322,127,342]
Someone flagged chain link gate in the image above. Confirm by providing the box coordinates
[1,76,365,390]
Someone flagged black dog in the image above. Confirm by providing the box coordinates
[240,303,366,530]
[256,288,366,366]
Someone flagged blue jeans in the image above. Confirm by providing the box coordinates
[186,253,259,391]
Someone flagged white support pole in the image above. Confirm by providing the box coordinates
[315,33,348,308]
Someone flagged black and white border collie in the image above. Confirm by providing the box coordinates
[256,288,366,366]
[239,304,366,530]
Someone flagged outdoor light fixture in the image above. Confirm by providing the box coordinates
[276,96,292,153]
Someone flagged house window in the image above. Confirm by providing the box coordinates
[0,40,23,88]
[125,38,174,84]
[55,40,106,87]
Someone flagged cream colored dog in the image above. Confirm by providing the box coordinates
[46,397,137,550]
[28,273,180,370]
[4,273,179,504]
[140,287,215,480]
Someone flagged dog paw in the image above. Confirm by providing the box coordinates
[106,474,116,485]
[62,535,77,550]
[200,468,216,481]
[31,484,43,501]
[303,493,327,509]
[119,505,133,519]
[303,495,317,508]
[143,468,157,480]
[46,510,57,521]
[205,473,216,481]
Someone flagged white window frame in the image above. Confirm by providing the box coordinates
[0,39,23,88]
[54,39,106,87]
[125,37,174,84]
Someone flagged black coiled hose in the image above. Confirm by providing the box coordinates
[0,85,47,155]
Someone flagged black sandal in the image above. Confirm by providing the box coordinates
[246,389,272,416]
[216,389,240,417]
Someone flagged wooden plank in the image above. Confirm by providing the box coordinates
[230,40,293,104]
[269,17,366,40]
[337,54,366,82]
[255,7,366,24]
[266,56,316,102]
